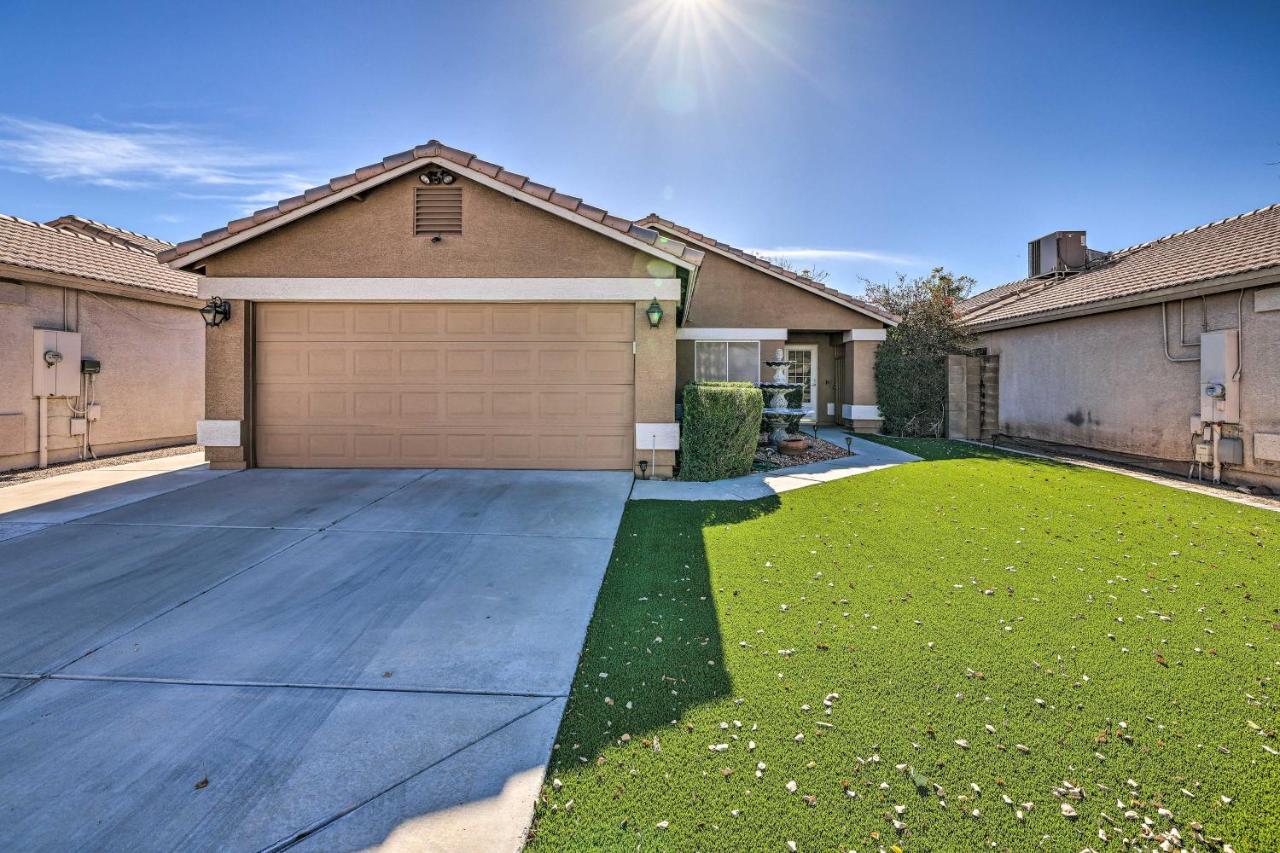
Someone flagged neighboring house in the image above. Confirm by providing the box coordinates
[0,214,204,472]
[951,203,1280,491]
[158,140,896,478]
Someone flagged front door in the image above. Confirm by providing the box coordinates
[784,344,818,422]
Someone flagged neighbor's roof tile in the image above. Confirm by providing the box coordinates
[44,215,175,254]
[2,213,198,300]
[159,139,703,268]
[962,202,1280,327]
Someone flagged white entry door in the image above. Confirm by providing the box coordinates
[785,344,818,422]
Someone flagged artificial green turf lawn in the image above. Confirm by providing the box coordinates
[528,440,1278,851]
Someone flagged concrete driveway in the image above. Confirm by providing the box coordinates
[0,466,631,852]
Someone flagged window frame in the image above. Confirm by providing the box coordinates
[693,340,761,384]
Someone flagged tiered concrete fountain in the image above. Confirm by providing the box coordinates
[758,348,808,446]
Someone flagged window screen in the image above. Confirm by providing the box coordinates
[694,341,760,383]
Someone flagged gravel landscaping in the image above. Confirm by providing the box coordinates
[0,444,201,488]
[529,438,1278,851]
[755,435,852,471]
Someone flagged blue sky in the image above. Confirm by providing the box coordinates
[2,0,1278,295]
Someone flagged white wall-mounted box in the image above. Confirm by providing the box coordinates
[635,422,680,451]
[32,329,82,397]
[1199,330,1240,424]
[1255,285,1280,313]
[197,419,242,447]
[1254,433,1280,463]
[69,417,87,436]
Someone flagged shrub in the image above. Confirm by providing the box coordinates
[866,268,976,436]
[679,382,764,481]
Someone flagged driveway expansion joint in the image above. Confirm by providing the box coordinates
[40,673,567,699]
[259,696,559,853]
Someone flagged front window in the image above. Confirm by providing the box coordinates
[694,341,760,383]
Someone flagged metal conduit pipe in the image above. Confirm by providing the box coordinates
[1162,302,1199,363]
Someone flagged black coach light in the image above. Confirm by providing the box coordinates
[200,296,231,328]
[646,298,664,329]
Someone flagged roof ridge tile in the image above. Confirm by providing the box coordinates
[159,139,702,268]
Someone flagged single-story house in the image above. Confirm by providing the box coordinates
[950,203,1280,491]
[0,214,204,472]
[160,140,896,478]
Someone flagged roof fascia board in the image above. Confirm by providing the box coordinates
[0,262,201,308]
[675,327,787,340]
[170,157,698,273]
[198,276,680,302]
[649,224,897,326]
[842,328,888,342]
[969,267,1280,332]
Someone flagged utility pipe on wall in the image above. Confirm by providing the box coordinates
[1161,302,1199,363]
[38,396,47,469]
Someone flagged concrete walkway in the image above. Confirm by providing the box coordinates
[0,465,632,852]
[0,451,228,539]
[630,429,920,501]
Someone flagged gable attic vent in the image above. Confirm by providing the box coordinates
[414,186,463,236]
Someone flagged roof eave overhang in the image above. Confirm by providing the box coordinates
[0,261,201,308]
[167,156,701,274]
[646,223,898,327]
[967,266,1280,333]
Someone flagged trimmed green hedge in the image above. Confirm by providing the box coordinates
[679,382,764,481]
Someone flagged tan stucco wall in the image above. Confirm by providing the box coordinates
[635,299,678,477]
[0,282,203,472]
[203,299,251,468]
[203,171,667,280]
[682,251,883,331]
[978,285,1280,487]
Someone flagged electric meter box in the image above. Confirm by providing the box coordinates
[1199,330,1240,424]
[32,329,82,397]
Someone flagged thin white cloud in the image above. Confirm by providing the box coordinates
[745,246,924,266]
[0,116,311,208]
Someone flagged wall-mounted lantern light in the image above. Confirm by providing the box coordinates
[200,297,231,328]
[645,298,664,329]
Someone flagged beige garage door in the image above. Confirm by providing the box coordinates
[254,302,635,469]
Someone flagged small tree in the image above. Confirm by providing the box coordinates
[864,268,976,436]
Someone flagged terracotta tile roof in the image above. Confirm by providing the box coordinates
[159,140,704,269]
[0,213,199,300]
[636,214,899,326]
[44,215,175,254]
[963,202,1280,327]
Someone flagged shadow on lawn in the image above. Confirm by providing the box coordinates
[553,496,781,770]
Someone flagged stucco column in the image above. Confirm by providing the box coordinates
[838,339,883,432]
[633,299,678,478]
[202,298,251,469]
[947,354,981,440]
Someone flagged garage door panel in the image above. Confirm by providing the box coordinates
[256,426,632,469]
[257,303,633,342]
[255,302,634,469]
[259,341,631,385]
[258,385,630,428]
